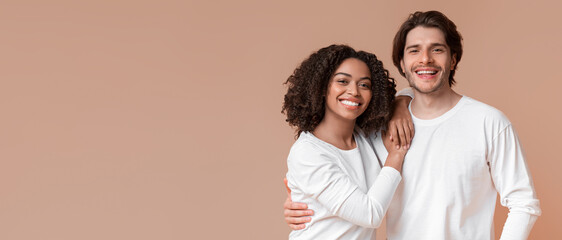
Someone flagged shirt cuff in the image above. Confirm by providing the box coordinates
[396,87,415,99]
[380,166,402,184]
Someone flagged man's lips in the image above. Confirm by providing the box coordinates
[414,67,439,75]
[412,67,440,79]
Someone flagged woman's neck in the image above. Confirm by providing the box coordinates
[312,115,356,150]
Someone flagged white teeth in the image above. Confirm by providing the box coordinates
[416,70,437,75]
[341,100,359,106]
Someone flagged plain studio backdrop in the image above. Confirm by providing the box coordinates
[1,0,560,239]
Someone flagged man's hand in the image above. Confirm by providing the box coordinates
[283,178,313,230]
[388,95,414,150]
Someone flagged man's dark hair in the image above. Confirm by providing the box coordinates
[282,44,396,137]
[392,10,463,86]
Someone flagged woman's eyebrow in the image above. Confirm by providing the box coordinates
[333,72,352,77]
[334,72,371,80]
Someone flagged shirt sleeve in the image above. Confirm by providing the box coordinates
[287,140,401,228]
[488,125,541,240]
[396,87,415,98]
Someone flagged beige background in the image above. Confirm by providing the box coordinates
[1,0,560,239]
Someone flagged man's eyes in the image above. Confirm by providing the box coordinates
[408,48,445,53]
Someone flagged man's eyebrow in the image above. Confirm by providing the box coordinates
[431,43,448,48]
[405,43,448,49]
[405,44,419,49]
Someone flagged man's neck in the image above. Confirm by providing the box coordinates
[411,86,462,120]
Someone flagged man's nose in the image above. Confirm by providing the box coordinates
[420,50,433,64]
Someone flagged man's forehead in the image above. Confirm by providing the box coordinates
[405,26,447,46]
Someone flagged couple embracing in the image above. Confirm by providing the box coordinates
[281,11,540,240]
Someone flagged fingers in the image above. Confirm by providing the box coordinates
[283,178,313,230]
[402,121,411,148]
[289,223,306,230]
[400,119,414,149]
[391,119,415,150]
[387,122,401,150]
[284,209,314,218]
[284,198,308,210]
[285,215,312,224]
[284,208,313,230]
[397,122,407,150]
[408,121,415,140]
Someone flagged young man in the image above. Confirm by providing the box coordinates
[284,11,541,239]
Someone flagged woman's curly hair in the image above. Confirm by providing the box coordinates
[282,44,396,137]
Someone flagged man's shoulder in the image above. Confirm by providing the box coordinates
[460,96,511,124]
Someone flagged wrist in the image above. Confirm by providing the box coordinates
[384,152,405,172]
[388,150,407,157]
[395,95,412,105]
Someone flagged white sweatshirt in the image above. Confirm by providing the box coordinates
[370,94,541,240]
[287,130,401,240]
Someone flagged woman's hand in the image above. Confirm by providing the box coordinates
[387,95,414,150]
[382,131,408,172]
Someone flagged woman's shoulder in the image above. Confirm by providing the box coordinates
[290,132,327,154]
[288,132,340,162]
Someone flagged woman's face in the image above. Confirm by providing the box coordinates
[324,58,372,122]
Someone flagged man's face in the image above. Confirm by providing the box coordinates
[400,26,456,94]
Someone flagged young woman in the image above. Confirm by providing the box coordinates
[282,44,409,239]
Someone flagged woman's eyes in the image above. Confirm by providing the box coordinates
[337,79,370,88]
[359,83,370,88]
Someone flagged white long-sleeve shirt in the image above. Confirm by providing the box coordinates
[370,93,541,240]
[286,131,401,240]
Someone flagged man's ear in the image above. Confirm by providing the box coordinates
[450,54,457,70]
[400,59,405,74]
